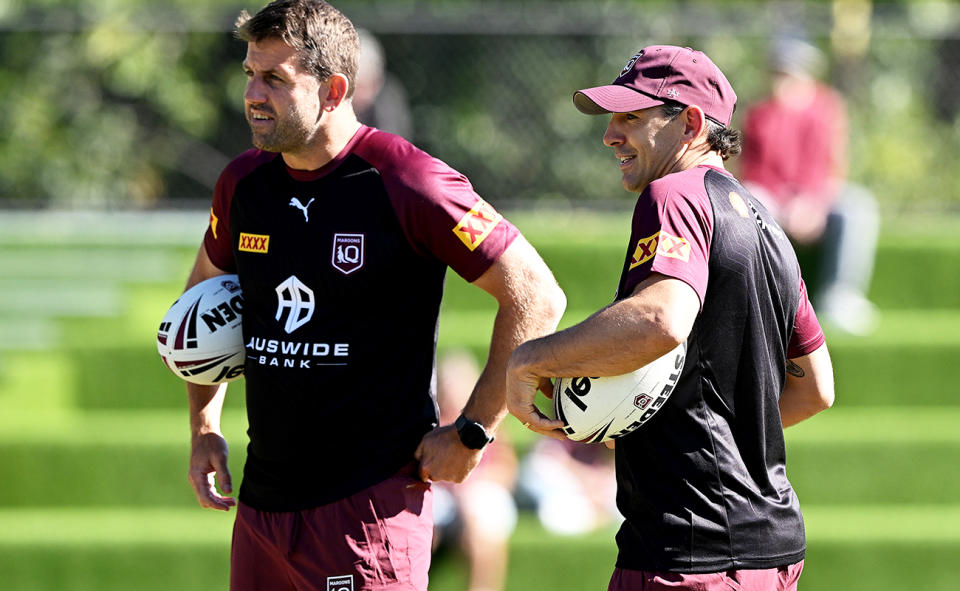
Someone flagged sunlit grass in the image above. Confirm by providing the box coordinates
[2,210,960,590]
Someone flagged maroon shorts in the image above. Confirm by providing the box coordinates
[230,468,433,591]
[607,561,804,591]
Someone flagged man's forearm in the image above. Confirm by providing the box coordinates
[462,299,561,430]
[462,249,566,430]
[188,382,228,439]
[511,275,698,381]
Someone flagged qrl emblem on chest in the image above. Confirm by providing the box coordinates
[332,233,365,275]
[327,575,354,591]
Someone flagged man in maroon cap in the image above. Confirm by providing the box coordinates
[506,45,835,590]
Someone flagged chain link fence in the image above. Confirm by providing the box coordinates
[2,1,960,212]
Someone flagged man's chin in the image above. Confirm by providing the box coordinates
[250,134,280,153]
[621,172,650,194]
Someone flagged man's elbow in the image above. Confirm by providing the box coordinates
[800,385,835,421]
[542,281,567,327]
[818,386,836,412]
[813,366,836,414]
[521,255,566,328]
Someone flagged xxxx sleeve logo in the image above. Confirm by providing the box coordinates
[452,198,503,251]
[657,230,690,261]
[629,232,660,270]
[239,232,270,253]
[629,230,690,270]
[209,208,219,240]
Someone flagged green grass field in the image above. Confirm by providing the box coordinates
[1,208,959,590]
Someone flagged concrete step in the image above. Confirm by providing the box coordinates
[0,247,190,282]
[0,508,956,591]
[0,210,205,247]
[0,318,59,350]
[0,280,121,316]
[0,408,955,507]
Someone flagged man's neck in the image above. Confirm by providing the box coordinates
[673,147,726,176]
[282,110,363,172]
[695,151,726,170]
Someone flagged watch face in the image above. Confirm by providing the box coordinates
[463,424,487,448]
[457,417,491,449]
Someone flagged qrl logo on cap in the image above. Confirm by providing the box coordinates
[620,50,644,78]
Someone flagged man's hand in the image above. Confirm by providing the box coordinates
[189,432,236,511]
[506,351,566,440]
[414,425,483,483]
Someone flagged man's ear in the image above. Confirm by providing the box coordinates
[681,106,708,143]
[321,74,350,112]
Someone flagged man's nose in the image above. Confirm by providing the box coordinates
[603,121,623,147]
[245,78,267,104]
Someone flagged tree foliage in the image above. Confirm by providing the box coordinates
[1,1,959,211]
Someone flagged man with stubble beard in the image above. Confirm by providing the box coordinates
[178,2,565,589]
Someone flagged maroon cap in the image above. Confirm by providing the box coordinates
[574,45,737,126]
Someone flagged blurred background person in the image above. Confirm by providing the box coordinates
[354,28,414,138]
[433,350,518,591]
[740,36,880,335]
[516,436,619,536]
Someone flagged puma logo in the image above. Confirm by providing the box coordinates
[289,197,315,222]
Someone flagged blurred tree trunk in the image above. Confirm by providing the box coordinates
[831,0,872,97]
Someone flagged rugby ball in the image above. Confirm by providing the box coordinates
[156,274,245,385]
[555,342,686,443]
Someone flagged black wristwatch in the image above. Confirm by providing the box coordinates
[454,414,495,450]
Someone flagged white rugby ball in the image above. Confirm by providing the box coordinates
[156,274,245,385]
[555,342,686,443]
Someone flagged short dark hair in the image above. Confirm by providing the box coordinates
[235,0,360,97]
[661,102,742,160]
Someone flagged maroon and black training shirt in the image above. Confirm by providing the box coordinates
[612,165,825,573]
[204,126,518,512]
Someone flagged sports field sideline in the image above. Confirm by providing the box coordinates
[0,208,958,590]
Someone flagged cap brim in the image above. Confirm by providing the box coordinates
[573,85,665,115]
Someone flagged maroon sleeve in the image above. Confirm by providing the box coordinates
[202,150,277,272]
[202,171,236,272]
[622,170,713,308]
[788,274,826,358]
[357,132,518,282]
